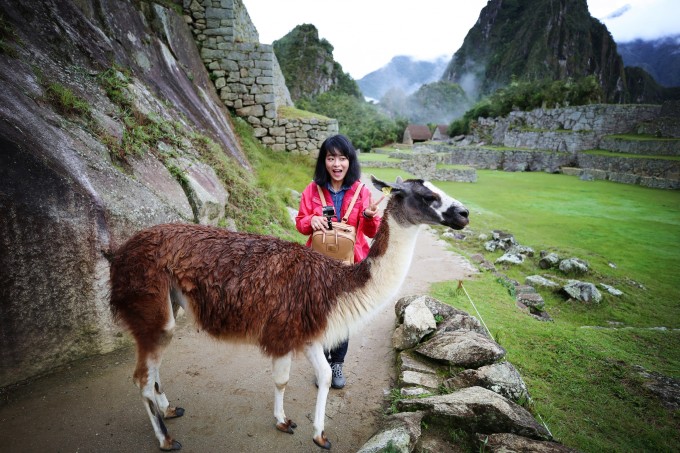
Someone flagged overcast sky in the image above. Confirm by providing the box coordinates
[241,0,680,80]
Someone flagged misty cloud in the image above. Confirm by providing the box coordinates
[602,4,631,20]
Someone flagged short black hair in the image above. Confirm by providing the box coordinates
[313,134,361,187]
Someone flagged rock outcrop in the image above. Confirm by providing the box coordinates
[0,0,245,386]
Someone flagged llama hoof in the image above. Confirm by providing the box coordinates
[275,418,297,434]
[160,439,182,451]
[166,406,185,419]
[313,431,331,450]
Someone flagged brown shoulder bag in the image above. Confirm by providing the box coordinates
[311,183,364,264]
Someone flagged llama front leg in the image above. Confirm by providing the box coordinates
[304,342,332,450]
[272,352,297,433]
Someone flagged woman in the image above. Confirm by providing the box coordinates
[295,134,383,389]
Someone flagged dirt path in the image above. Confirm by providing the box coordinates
[0,229,476,453]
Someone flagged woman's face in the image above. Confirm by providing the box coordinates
[325,150,349,185]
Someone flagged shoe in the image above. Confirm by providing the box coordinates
[330,362,346,389]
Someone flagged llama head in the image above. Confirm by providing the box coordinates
[371,175,469,230]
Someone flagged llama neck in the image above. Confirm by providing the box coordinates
[323,215,422,346]
[362,216,422,304]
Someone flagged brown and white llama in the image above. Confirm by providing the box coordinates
[109,176,469,451]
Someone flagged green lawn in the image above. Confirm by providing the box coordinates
[368,168,680,452]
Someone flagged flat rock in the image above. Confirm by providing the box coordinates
[416,331,506,367]
[478,433,579,452]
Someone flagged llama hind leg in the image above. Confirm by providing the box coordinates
[152,367,185,419]
[304,342,332,450]
[134,322,181,450]
[272,352,297,433]
[135,354,182,451]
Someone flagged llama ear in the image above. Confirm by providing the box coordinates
[371,175,392,192]
[370,174,402,196]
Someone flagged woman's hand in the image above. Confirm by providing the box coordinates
[311,215,328,231]
[363,193,385,218]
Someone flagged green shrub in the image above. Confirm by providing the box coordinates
[297,91,404,151]
[448,76,604,136]
[44,83,91,118]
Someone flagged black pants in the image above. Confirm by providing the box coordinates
[325,339,348,364]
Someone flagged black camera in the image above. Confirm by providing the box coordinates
[322,206,335,229]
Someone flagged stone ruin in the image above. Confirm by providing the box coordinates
[357,295,577,452]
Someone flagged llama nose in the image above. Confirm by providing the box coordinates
[444,205,469,229]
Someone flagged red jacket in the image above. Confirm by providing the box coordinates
[296,180,381,263]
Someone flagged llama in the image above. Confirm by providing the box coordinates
[109,176,469,451]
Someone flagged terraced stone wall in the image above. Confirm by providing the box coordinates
[414,143,574,173]
[183,0,337,154]
[473,104,662,148]
[575,154,680,189]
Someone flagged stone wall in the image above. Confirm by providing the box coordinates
[599,136,680,156]
[363,155,477,182]
[415,143,575,173]
[577,153,680,185]
[637,101,680,138]
[184,0,337,154]
[505,104,661,134]
[257,117,338,153]
[473,104,663,147]
[503,130,599,152]
[440,103,679,189]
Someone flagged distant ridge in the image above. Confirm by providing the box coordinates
[617,35,680,88]
[357,55,448,101]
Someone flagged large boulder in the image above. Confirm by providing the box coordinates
[526,274,560,289]
[416,331,506,367]
[392,298,437,350]
[446,362,530,402]
[563,280,602,303]
[559,257,589,274]
[356,411,424,453]
[398,387,551,440]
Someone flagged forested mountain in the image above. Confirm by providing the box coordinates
[441,0,628,102]
[272,24,361,102]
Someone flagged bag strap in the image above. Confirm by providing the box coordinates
[342,183,364,223]
[316,183,327,207]
[316,182,365,223]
